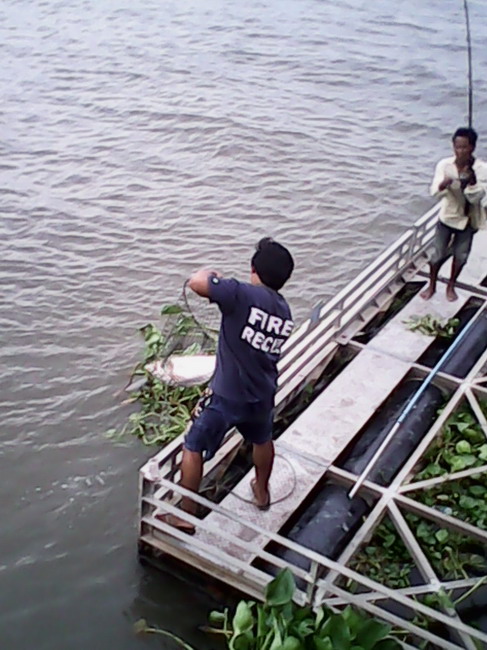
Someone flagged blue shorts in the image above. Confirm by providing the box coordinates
[184,390,273,460]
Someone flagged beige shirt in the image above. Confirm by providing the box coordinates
[430,156,487,231]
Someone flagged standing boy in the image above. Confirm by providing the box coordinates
[421,127,486,301]
[161,237,294,533]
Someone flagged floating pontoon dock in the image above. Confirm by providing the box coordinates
[139,204,487,650]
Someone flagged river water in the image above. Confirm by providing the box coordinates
[1,1,487,648]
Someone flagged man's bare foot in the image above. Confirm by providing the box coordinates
[420,285,435,300]
[155,512,196,535]
[446,286,458,302]
[251,478,270,511]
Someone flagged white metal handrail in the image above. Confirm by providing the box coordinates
[138,203,487,649]
[140,464,487,649]
[140,204,441,504]
[280,203,439,363]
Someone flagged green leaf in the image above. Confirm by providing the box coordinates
[374,640,402,650]
[269,621,283,650]
[435,529,449,543]
[478,444,487,461]
[231,633,252,650]
[257,605,268,639]
[293,606,313,623]
[464,427,483,443]
[416,521,433,541]
[208,610,227,626]
[265,569,296,607]
[459,495,477,510]
[469,485,486,497]
[318,615,332,638]
[329,614,350,650]
[232,601,254,635]
[146,332,162,345]
[280,602,295,623]
[449,454,477,472]
[421,463,443,477]
[313,636,333,650]
[259,630,274,650]
[342,607,364,640]
[281,636,302,650]
[161,304,183,315]
[356,619,390,649]
[315,607,326,630]
[437,589,454,609]
[382,534,395,548]
[296,619,314,639]
[182,342,202,356]
[455,440,472,454]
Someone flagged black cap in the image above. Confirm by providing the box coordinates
[251,237,294,291]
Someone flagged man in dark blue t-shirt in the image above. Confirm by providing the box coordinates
[161,238,294,533]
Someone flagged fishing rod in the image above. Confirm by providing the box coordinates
[348,305,485,499]
[463,0,473,127]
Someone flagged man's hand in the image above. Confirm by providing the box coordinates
[458,157,477,188]
[467,169,477,186]
[439,177,454,192]
[188,269,222,297]
[458,168,476,190]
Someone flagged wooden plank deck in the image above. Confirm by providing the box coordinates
[195,286,472,561]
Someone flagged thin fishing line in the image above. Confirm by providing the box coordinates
[463,0,473,127]
[181,279,219,337]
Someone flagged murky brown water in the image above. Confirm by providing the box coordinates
[1,0,486,648]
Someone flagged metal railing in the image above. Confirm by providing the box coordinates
[136,203,487,647]
[140,345,487,649]
[141,204,440,489]
[277,203,439,403]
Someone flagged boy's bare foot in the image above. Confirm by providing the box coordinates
[251,479,270,511]
[446,286,458,302]
[155,512,196,535]
[420,286,435,300]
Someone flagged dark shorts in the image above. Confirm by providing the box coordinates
[430,222,476,266]
[184,389,273,460]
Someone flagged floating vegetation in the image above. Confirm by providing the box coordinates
[135,569,403,650]
[409,400,487,540]
[348,400,487,643]
[404,314,460,338]
[108,304,217,446]
[351,401,487,585]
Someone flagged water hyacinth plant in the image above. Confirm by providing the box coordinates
[135,569,402,650]
[108,304,216,445]
[348,400,487,643]
[404,314,460,338]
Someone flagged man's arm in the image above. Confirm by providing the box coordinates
[430,159,453,198]
[188,269,222,298]
[464,162,487,205]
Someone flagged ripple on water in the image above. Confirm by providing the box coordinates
[1,0,487,648]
